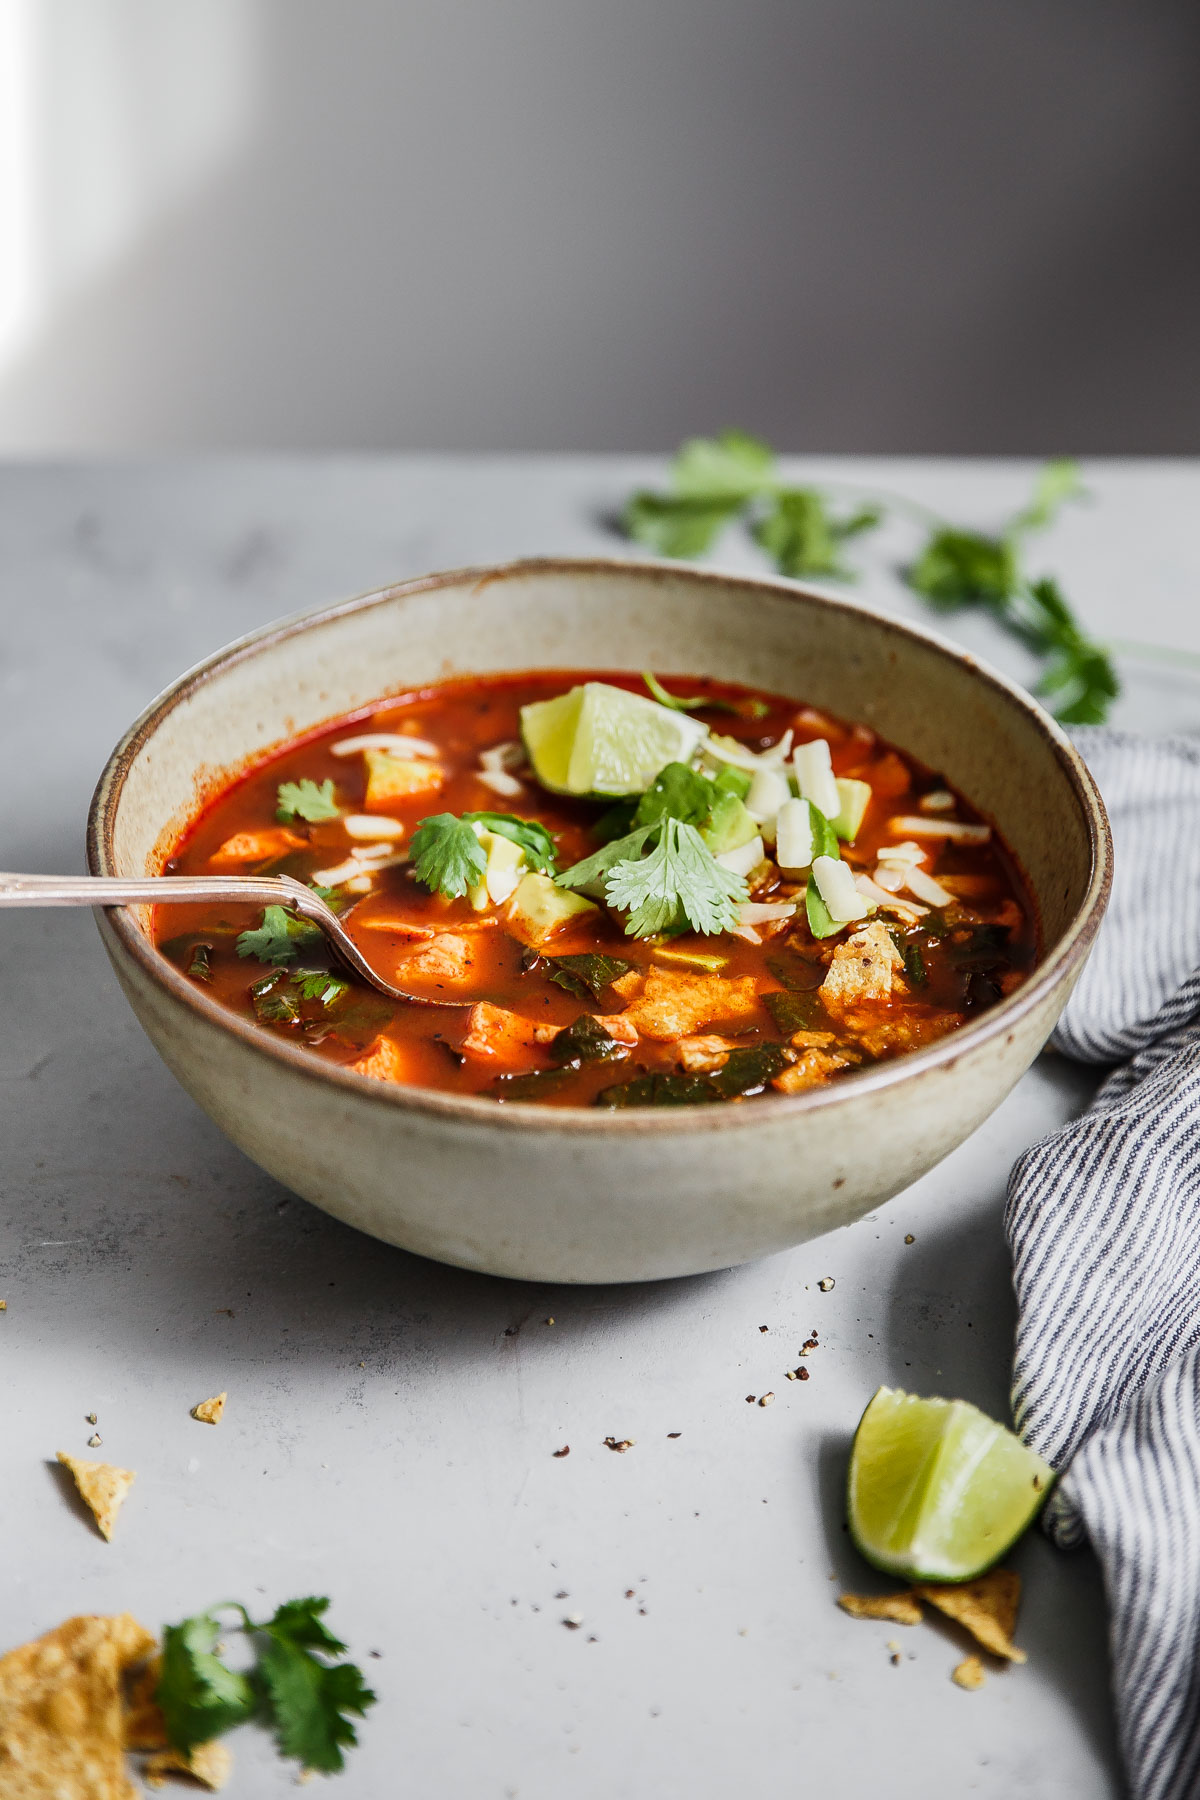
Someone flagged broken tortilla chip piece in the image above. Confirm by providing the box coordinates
[837,1590,923,1626]
[122,1655,168,1751]
[915,1568,1025,1663]
[190,1393,227,1426]
[0,1612,154,1800]
[952,1654,986,1690]
[56,1453,136,1541]
[144,1739,233,1791]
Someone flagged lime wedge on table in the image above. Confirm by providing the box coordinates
[847,1387,1054,1582]
[520,682,708,796]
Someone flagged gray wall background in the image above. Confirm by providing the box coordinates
[1,0,1197,454]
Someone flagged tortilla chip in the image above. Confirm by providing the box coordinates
[915,1568,1025,1662]
[144,1740,233,1790]
[0,1612,154,1799]
[837,1590,924,1626]
[122,1656,168,1751]
[56,1453,136,1541]
[190,1393,227,1426]
[952,1654,986,1690]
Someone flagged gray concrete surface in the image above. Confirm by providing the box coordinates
[4,457,1197,1795]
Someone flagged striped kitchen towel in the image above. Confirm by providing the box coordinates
[1006,728,1200,1800]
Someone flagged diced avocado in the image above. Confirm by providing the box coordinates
[363,747,444,806]
[651,946,729,973]
[702,793,759,855]
[507,873,598,947]
[832,777,872,842]
[712,764,752,802]
[468,828,526,911]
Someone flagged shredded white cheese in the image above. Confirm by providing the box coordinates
[745,766,791,826]
[919,789,956,813]
[738,900,797,924]
[342,814,405,840]
[888,815,991,844]
[330,732,439,759]
[875,840,927,868]
[812,854,870,923]
[703,728,794,774]
[903,865,955,905]
[793,739,841,820]
[475,768,525,797]
[480,741,525,772]
[854,872,927,918]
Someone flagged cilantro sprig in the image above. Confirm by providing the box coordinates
[236,903,323,966]
[409,811,559,899]
[276,778,339,823]
[557,803,747,938]
[622,437,1120,725]
[626,430,881,577]
[157,1595,375,1773]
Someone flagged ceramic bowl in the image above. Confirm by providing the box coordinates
[87,558,1110,1283]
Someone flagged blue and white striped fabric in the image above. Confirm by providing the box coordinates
[1005,728,1200,1800]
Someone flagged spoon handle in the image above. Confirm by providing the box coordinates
[0,872,300,908]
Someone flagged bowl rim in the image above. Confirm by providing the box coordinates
[87,554,1113,1137]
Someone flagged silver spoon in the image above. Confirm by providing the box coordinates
[0,870,470,1007]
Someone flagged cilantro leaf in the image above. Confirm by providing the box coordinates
[257,1633,375,1775]
[671,429,776,498]
[633,761,716,830]
[409,813,487,898]
[754,489,881,580]
[157,1612,257,1753]
[461,812,558,875]
[605,817,747,937]
[276,778,339,823]
[907,528,1018,612]
[237,904,322,966]
[555,824,657,897]
[549,1015,629,1066]
[265,1595,348,1654]
[250,968,301,1023]
[291,968,350,1006]
[624,491,745,558]
[596,1046,786,1108]
[764,989,823,1034]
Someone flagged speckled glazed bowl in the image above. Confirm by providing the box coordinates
[88,558,1110,1283]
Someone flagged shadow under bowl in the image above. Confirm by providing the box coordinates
[87,557,1111,1283]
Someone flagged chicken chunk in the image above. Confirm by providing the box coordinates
[772,1047,855,1093]
[396,933,475,984]
[460,1002,545,1062]
[593,1014,640,1045]
[855,1011,962,1059]
[616,967,761,1041]
[675,1035,732,1074]
[210,827,305,865]
[819,922,906,1018]
[347,1035,409,1082]
[363,747,445,806]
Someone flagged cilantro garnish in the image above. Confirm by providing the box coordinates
[597,1046,787,1108]
[549,1015,629,1066]
[409,814,487,898]
[621,439,1119,724]
[605,817,747,938]
[236,904,322,966]
[625,431,883,575]
[641,671,757,717]
[276,778,339,823]
[157,1596,375,1773]
[292,967,350,1005]
[409,811,559,899]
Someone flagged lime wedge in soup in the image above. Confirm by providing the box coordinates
[520,682,708,796]
[847,1387,1054,1583]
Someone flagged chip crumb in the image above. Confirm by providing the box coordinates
[563,1613,583,1629]
[837,1591,924,1626]
[759,1325,769,1333]
[915,1569,1026,1663]
[667,1431,682,1439]
[0,1299,6,1310]
[146,1739,234,1789]
[123,1654,168,1750]
[56,1451,136,1541]
[603,1437,635,1452]
[544,1317,555,1326]
[904,1234,915,1244]
[552,1445,570,1458]
[191,1392,227,1426]
[214,1309,234,1317]
[952,1654,986,1691]
[745,1394,756,1404]
[86,1413,98,1425]
[890,1651,902,1666]
[798,1367,810,1381]
[818,1277,836,1292]
[785,1370,797,1380]
[87,1433,103,1448]
[758,1392,775,1407]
